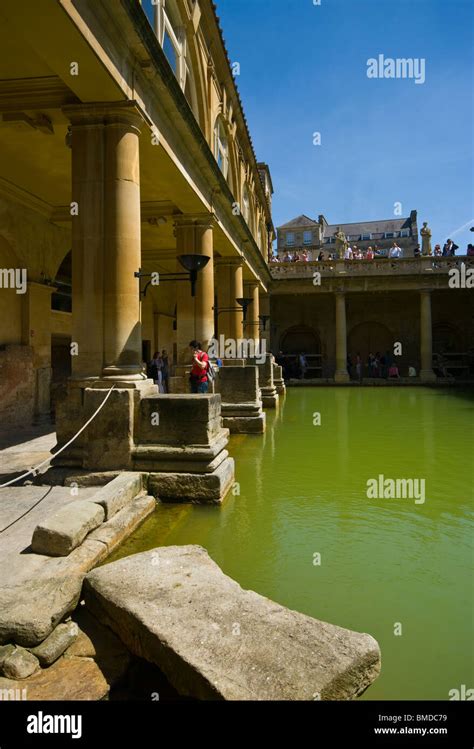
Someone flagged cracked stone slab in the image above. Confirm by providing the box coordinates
[84,545,381,701]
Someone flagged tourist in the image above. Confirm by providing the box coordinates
[283,252,292,262]
[347,353,353,379]
[317,251,325,261]
[408,365,417,377]
[344,245,353,260]
[301,249,309,262]
[366,246,375,261]
[443,239,459,256]
[292,253,300,262]
[189,340,210,394]
[467,244,474,257]
[373,352,381,378]
[414,244,421,257]
[434,244,442,257]
[380,352,388,378]
[355,352,363,383]
[299,352,308,380]
[389,242,403,259]
[148,352,165,393]
[388,363,400,379]
[161,349,170,393]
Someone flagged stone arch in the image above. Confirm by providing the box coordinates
[280,325,321,354]
[348,321,393,360]
[52,249,72,312]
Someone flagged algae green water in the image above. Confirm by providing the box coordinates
[109,387,474,700]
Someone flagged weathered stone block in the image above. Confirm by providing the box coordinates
[0,655,109,700]
[83,546,381,701]
[84,388,134,471]
[148,457,235,504]
[138,394,223,446]
[29,621,79,667]
[31,501,105,557]
[2,648,39,680]
[89,472,144,520]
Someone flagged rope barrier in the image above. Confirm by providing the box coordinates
[0,385,116,489]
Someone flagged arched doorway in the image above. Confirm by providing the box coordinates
[279,325,321,379]
[348,321,393,361]
[280,325,321,354]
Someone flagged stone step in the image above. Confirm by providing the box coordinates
[83,545,381,701]
[31,501,105,557]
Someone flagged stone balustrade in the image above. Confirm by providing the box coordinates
[270,255,474,279]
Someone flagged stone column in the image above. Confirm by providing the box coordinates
[334,292,350,383]
[102,107,144,379]
[22,282,55,421]
[215,257,244,343]
[66,109,105,379]
[420,290,437,382]
[244,281,260,342]
[175,214,215,366]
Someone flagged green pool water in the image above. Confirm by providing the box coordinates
[108,387,474,700]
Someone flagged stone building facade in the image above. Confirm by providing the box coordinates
[277,211,419,258]
[0,0,274,428]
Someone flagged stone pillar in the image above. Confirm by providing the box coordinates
[67,109,105,379]
[420,290,437,382]
[334,292,350,384]
[175,215,215,367]
[244,281,260,342]
[102,108,144,379]
[215,258,244,344]
[22,282,55,422]
[56,103,155,471]
[260,292,270,350]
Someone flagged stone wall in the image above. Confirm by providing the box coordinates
[0,345,35,426]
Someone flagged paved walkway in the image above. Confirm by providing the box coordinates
[0,426,56,480]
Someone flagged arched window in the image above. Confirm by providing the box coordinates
[242,185,250,224]
[214,117,229,178]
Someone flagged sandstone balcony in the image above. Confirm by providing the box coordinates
[270,255,473,280]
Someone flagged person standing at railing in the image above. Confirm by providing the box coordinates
[317,251,325,261]
[389,242,403,258]
[344,245,353,260]
[366,246,375,260]
[443,239,459,256]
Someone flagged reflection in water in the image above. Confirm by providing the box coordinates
[109,387,474,701]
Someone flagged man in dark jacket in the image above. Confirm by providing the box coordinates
[443,239,459,256]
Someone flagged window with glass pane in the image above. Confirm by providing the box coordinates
[214,119,228,178]
[163,29,178,74]
[303,231,312,245]
[286,233,295,246]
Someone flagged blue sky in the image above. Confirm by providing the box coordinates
[217,0,474,250]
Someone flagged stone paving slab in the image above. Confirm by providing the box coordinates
[84,546,381,701]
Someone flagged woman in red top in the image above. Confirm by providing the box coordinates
[189,340,209,394]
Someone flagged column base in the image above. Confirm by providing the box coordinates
[221,403,266,434]
[147,457,235,505]
[53,378,157,470]
[420,370,437,383]
[261,387,279,408]
[335,371,350,384]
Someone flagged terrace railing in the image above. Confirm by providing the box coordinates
[269,255,474,279]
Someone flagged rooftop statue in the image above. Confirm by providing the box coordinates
[420,222,432,256]
[334,227,348,260]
